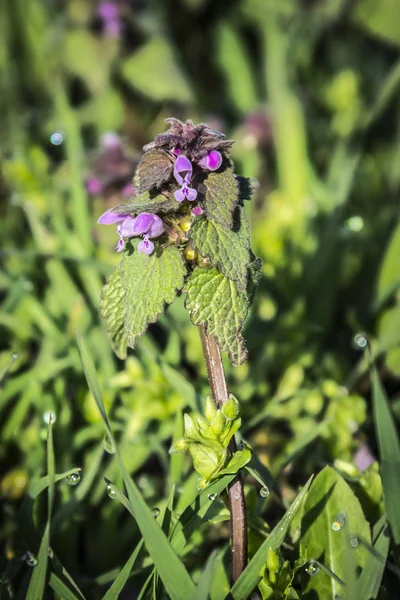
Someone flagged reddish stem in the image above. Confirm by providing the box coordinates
[199,326,248,582]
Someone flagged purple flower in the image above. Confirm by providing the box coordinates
[98,209,164,254]
[98,2,121,37]
[354,444,376,472]
[192,206,203,216]
[198,150,222,171]
[173,155,197,203]
[87,177,103,195]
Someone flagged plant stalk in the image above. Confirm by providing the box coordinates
[199,325,248,582]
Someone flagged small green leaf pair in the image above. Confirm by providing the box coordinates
[170,396,251,486]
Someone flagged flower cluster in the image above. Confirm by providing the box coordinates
[98,210,164,254]
[97,119,232,254]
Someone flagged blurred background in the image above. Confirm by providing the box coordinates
[1,0,400,596]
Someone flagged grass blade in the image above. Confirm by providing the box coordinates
[77,332,195,600]
[372,366,400,546]
[102,540,145,600]
[26,416,55,599]
[228,476,313,600]
[191,551,218,600]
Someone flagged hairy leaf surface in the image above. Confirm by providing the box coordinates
[189,210,250,290]
[184,266,249,365]
[122,245,186,348]
[100,265,127,359]
[202,167,239,229]
[134,149,173,193]
[111,190,178,215]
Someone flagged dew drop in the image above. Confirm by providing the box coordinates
[350,536,359,547]
[50,132,63,145]
[12,352,19,361]
[152,507,160,517]
[352,332,368,350]
[25,552,38,567]
[107,485,117,500]
[43,411,56,424]
[332,521,341,531]
[66,472,81,486]
[260,486,270,498]
[344,216,364,233]
[306,562,320,576]
[208,493,217,501]
[102,433,116,454]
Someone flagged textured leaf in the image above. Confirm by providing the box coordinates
[184,266,249,365]
[247,256,263,305]
[202,167,239,229]
[100,265,127,360]
[300,466,371,600]
[111,190,178,216]
[189,211,250,290]
[122,245,186,348]
[134,149,173,193]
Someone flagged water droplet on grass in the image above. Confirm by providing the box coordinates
[152,507,160,517]
[43,411,56,424]
[25,552,38,567]
[260,486,270,498]
[66,472,80,486]
[12,352,19,361]
[107,485,117,500]
[208,493,217,501]
[332,521,341,531]
[50,132,63,145]
[350,536,359,547]
[344,216,364,232]
[102,433,116,454]
[352,332,368,350]
[306,562,320,576]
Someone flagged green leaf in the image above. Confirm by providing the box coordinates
[300,466,371,599]
[134,150,174,194]
[100,265,127,360]
[111,190,178,215]
[26,419,55,600]
[102,540,144,600]
[122,245,187,349]
[215,24,258,114]
[120,38,194,103]
[371,367,400,545]
[357,519,390,600]
[213,449,252,479]
[185,267,249,366]
[229,476,313,600]
[376,219,400,308]
[77,334,195,600]
[189,211,250,290]
[202,167,239,229]
[352,0,400,47]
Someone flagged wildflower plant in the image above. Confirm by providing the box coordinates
[98,118,261,365]
[98,118,261,579]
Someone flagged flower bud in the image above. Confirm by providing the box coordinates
[266,548,280,574]
[205,396,217,421]
[222,395,240,420]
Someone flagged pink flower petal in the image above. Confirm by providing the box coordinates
[138,237,154,254]
[186,187,198,201]
[98,208,125,224]
[174,187,186,202]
